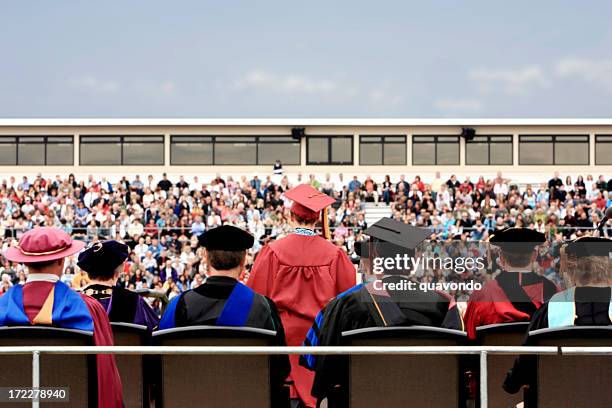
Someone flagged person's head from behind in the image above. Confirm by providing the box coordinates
[198,225,254,279]
[25,258,65,276]
[562,237,612,287]
[490,228,545,271]
[77,240,129,284]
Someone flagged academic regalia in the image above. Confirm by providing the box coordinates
[78,240,161,331]
[464,271,559,339]
[503,286,612,405]
[299,219,461,405]
[301,276,462,403]
[160,225,291,391]
[159,275,290,388]
[0,279,124,408]
[248,184,356,407]
[82,283,160,331]
[464,227,559,340]
[1,227,123,408]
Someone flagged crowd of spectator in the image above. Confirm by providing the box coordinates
[1,170,610,307]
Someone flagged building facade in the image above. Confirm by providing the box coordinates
[0,119,611,182]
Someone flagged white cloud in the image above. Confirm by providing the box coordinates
[555,57,612,91]
[233,70,338,94]
[68,76,119,94]
[468,66,549,95]
[434,97,483,114]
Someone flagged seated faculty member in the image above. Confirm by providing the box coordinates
[301,218,463,406]
[158,225,290,389]
[0,227,123,408]
[78,240,160,331]
[504,236,612,404]
[463,228,558,340]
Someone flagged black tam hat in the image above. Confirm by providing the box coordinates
[198,225,254,251]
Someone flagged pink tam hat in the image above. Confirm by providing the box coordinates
[4,227,85,263]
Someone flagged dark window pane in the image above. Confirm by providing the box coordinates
[385,136,406,143]
[308,138,329,163]
[383,143,406,165]
[437,136,459,143]
[18,143,45,165]
[81,143,121,165]
[555,142,588,164]
[490,143,513,165]
[172,136,213,143]
[0,143,16,165]
[124,136,164,143]
[216,136,256,142]
[491,136,512,142]
[331,137,352,163]
[466,142,489,165]
[556,135,588,142]
[124,141,164,165]
[413,143,435,165]
[47,136,73,143]
[597,135,612,142]
[520,142,552,164]
[18,137,45,143]
[258,142,300,165]
[521,135,552,142]
[81,136,121,143]
[361,136,382,143]
[215,141,257,164]
[360,143,382,165]
[171,141,213,165]
[596,142,612,165]
[437,143,459,164]
[259,136,294,142]
[414,136,435,142]
[47,142,74,165]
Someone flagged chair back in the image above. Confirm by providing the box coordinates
[111,322,149,408]
[0,326,95,408]
[153,325,277,408]
[530,326,612,408]
[476,322,530,408]
[342,326,467,408]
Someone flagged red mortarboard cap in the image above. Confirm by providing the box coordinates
[284,184,336,220]
[4,227,85,263]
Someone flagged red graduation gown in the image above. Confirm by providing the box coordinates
[464,272,558,340]
[248,234,356,407]
[19,282,123,408]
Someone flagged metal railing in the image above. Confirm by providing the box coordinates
[3,345,612,408]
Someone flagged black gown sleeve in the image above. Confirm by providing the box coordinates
[311,292,374,402]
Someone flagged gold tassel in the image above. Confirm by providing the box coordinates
[321,207,331,240]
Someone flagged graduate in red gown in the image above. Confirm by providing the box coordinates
[464,228,559,340]
[0,227,123,408]
[247,184,356,407]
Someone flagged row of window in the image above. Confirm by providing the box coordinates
[0,135,611,166]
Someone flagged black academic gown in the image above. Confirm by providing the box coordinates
[302,275,463,405]
[167,276,291,389]
[503,286,612,406]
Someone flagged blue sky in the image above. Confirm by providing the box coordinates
[2,1,612,117]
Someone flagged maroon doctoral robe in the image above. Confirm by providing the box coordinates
[248,234,356,407]
[464,271,559,340]
[20,281,124,408]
